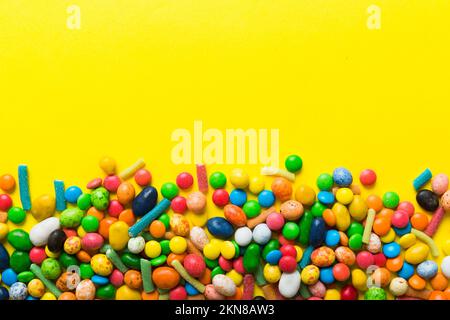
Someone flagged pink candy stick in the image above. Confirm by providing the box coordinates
[242,274,255,300]
[196,164,208,194]
[424,207,445,237]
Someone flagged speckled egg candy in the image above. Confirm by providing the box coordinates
[64,236,82,254]
[127,236,145,254]
[417,260,438,279]
[169,214,190,237]
[311,247,335,267]
[367,233,382,253]
[389,277,408,296]
[212,274,236,297]
[91,254,113,276]
[333,167,353,187]
[76,279,96,300]
[280,200,304,221]
[334,246,356,266]
[431,173,449,196]
[9,282,28,300]
[183,254,206,278]
[189,226,209,250]
[441,190,450,211]
[186,191,207,214]
[81,233,104,251]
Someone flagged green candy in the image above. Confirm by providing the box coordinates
[91,187,110,211]
[262,239,280,259]
[382,192,400,209]
[255,262,267,286]
[231,240,240,258]
[316,173,334,191]
[158,214,170,229]
[209,172,227,189]
[121,253,141,269]
[150,255,167,267]
[77,193,92,210]
[243,243,260,273]
[10,250,31,273]
[96,284,116,300]
[160,182,179,200]
[284,155,303,173]
[80,263,94,279]
[141,232,154,242]
[160,240,170,255]
[311,202,327,217]
[348,233,363,250]
[8,207,26,224]
[41,258,61,280]
[364,287,387,300]
[7,229,33,251]
[60,208,84,228]
[17,271,35,283]
[347,222,364,237]
[59,252,78,268]
[299,284,311,298]
[299,211,313,245]
[282,222,300,240]
[204,257,218,269]
[243,200,261,218]
[81,215,99,232]
[211,266,225,278]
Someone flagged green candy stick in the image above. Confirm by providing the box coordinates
[106,248,129,273]
[140,259,155,293]
[171,260,205,293]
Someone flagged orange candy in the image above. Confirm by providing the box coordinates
[366,195,383,212]
[408,274,426,290]
[322,209,336,227]
[429,290,447,300]
[371,267,391,287]
[444,288,450,300]
[0,211,7,223]
[372,217,391,236]
[227,286,243,300]
[149,220,166,239]
[0,174,15,192]
[410,213,429,231]
[98,217,118,239]
[198,268,212,285]
[124,270,143,289]
[339,232,348,246]
[119,209,136,226]
[167,253,186,266]
[58,292,77,300]
[271,177,292,202]
[76,250,91,263]
[152,267,180,290]
[87,207,104,221]
[430,272,449,291]
[377,208,394,221]
[386,256,403,272]
[141,291,159,300]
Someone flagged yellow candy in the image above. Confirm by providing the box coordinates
[398,233,416,249]
[145,240,161,258]
[116,285,141,300]
[263,264,281,283]
[324,289,341,300]
[351,269,367,291]
[169,236,187,254]
[249,176,265,194]
[31,194,56,221]
[230,168,249,189]
[300,265,320,285]
[0,223,9,240]
[336,188,354,205]
[64,236,82,255]
[203,242,221,260]
[77,225,87,238]
[45,246,60,258]
[91,254,113,276]
[41,292,57,300]
[332,203,351,231]
[28,279,45,298]
[226,269,243,286]
[380,228,396,243]
[348,195,368,221]
[443,239,450,256]
[220,241,236,260]
[109,221,130,251]
[295,185,316,206]
[405,243,429,265]
[294,245,303,262]
[99,156,117,175]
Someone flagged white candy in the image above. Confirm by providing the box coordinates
[29,217,60,246]
[278,271,301,298]
[234,227,253,247]
[212,274,236,297]
[252,223,272,245]
[389,277,408,296]
[127,236,145,254]
[190,226,209,250]
[441,256,450,278]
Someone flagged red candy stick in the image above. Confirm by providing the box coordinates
[196,164,208,194]
[424,207,445,237]
[242,274,255,300]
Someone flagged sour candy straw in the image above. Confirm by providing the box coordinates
[54,180,66,211]
[119,158,145,180]
[18,164,31,210]
[128,198,171,237]
[171,259,205,293]
[261,166,295,182]
[362,208,376,244]
[411,228,440,257]
[140,259,155,293]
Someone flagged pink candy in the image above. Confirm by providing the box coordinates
[107,200,124,217]
[171,196,187,213]
[391,210,409,228]
[356,251,374,269]
[266,212,285,231]
[431,173,449,196]
[29,247,46,264]
[109,269,124,287]
[103,175,121,193]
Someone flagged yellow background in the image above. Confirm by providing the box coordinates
[1,0,450,293]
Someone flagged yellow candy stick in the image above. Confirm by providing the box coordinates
[119,158,145,180]
[260,166,295,182]
[411,228,439,258]
[171,260,206,293]
[362,208,376,244]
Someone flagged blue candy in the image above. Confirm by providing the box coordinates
[397,262,414,279]
[299,245,313,269]
[258,190,275,208]
[132,186,158,217]
[393,222,411,236]
[382,242,401,259]
[265,250,282,265]
[230,189,247,207]
[417,260,438,279]
[0,286,9,300]
[185,282,199,296]
[26,296,39,300]
[64,186,83,204]
[206,217,234,239]
[325,230,340,247]
[319,267,335,284]
[318,191,335,205]
[309,218,326,247]
[18,165,31,210]
[413,168,432,191]
[54,180,66,211]
[1,268,18,286]
[0,243,9,270]
[333,167,353,187]
[92,275,109,286]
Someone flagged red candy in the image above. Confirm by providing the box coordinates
[233,257,245,274]
[29,247,46,264]
[109,269,124,287]
[278,235,295,246]
[373,253,387,267]
[359,169,377,186]
[108,200,124,218]
[86,178,102,190]
[171,196,187,214]
[332,263,350,281]
[196,164,208,194]
[0,194,13,211]
[134,169,152,187]
[212,189,229,207]
[279,255,297,272]
[341,285,358,300]
[170,285,187,300]
[280,244,297,257]
[397,201,415,217]
[176,172,194,190]
[103,175,121,193]
[356,251,374,269]
[391,210,409,228]
[266,212,285,231]
[63,228,78,238]
[183,254,206,278]
[218,256,233,272]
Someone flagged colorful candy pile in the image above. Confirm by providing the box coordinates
[1,156,450,300]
